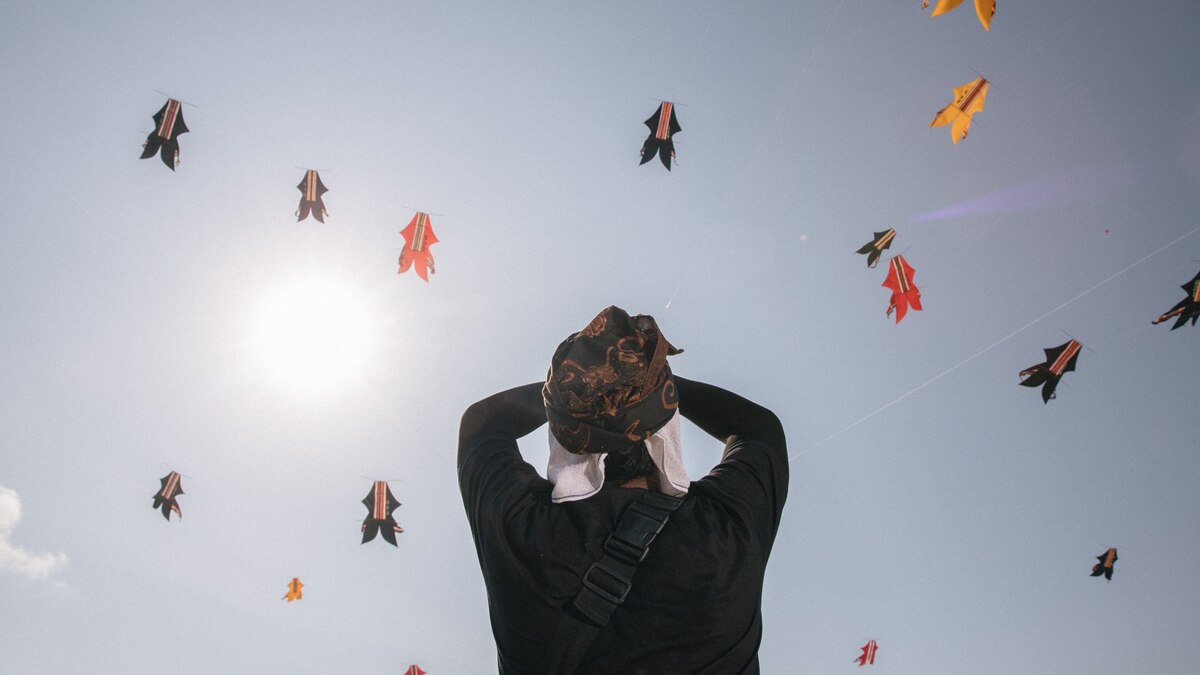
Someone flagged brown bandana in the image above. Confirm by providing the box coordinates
[542,306,682,455]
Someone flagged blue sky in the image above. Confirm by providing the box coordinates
[2,1,1199,672]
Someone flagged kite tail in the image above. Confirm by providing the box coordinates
[362,522,380,544]
[297,203,310,222]
[1152,304,1185,326]
[398,251,414,275]
[1018,365,1048,387]
[1019,367,1058,403]
[660,140,674,170]
[380,519,402,546]
[639,139,660,166]
[140,136,161,161]
[856,245,882,268]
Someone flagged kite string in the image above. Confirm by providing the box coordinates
[790,223,1200,461]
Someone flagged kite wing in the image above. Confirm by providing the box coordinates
[930,77,989,144]
[881,255,922,323]
[140,99,189,170]
[1152,270,1200,329]
[152,471,184,520]
[296,170,329,223]
[398,212,439,282]
[640,102,682,170]
[855,229,896,268]
[855,640,877,666]
[283,578,304,601]
[361,480,404,546]
[1019,340,1082,403]
[929,0,995,30]
[1090,548,1118,581]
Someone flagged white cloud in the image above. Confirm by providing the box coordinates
[0,485,68,581]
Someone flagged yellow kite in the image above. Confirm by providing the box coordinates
[282,578,304,602]
[929,77,989,144]
[926,0,995,31]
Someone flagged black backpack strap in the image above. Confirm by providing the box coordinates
[571,491,685,627]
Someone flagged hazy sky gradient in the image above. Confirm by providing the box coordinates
[3,1,1199,672]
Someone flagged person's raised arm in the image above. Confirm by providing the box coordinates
[674,376,786,452]
[458,382,546,457]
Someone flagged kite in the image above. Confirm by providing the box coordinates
[140,98,189,170]
[361,480,405,546]
[152,471,184,521]
[398,212,438,282]
[404,666,427,675]
[925,0,996,31]
[856,229,896,268]
[1152,270,1200,329]
[1090,548,1118,581]
[930,77,989,144]
[1019,340,1082,403]
[296,170,329,223]
[640,102,682,170]
[856,640,878,666]
[283,578,304,602]
[882,255,922,323]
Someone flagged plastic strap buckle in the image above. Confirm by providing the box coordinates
[581,558,634,605]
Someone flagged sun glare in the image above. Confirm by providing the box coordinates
[249,275,375,393]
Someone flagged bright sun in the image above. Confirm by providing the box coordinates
[249,275,375,393]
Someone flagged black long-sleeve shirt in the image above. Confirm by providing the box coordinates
[458,377,788,674]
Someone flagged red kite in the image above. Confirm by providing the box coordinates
[404,666,427,675]
[399,212,438,281]
[856,640,877,666]
[882,255,922,323]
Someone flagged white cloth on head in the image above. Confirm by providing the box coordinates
[548,410,688,504]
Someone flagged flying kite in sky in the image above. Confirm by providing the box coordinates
[640,101,682,170]
[361,480,405,546]
[856,229,896,268]
[152,471,184,521]
[283,578,304,602]
[1091,548,1118,581]
[882,255,922,322]
[398,212,438,281]
[296,170,329,223]
[856,640,878,666]
[140,98,188,170]
[924,0,995,31]
[1019,340,1082,403]
[404,666,427,675]
[1151,269,1200,329]
[930,77,989,144]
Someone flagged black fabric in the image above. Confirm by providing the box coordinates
[459,389,787,675]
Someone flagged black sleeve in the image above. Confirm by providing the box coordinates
[457,383,550,532]
[675,376,789,547]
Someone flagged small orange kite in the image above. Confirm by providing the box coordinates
[282,578,304,602]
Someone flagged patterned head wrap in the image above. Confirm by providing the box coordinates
[542,306,682,455]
